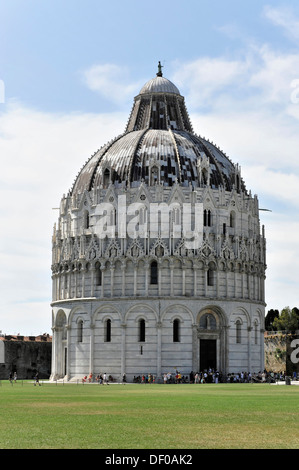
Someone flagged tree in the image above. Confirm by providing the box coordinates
[265,309,279,330]
[272,306,299,332]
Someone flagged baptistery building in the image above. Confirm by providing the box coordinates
[50,64,266,382]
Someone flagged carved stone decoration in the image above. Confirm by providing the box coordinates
[220,238,235,260]
[150,237,169,257]
[86,235,100,261]
[104,240,121,259]
[239,237,249,261]
[126,238,145,259]
[71,237,80,261]
[198,236,216,259]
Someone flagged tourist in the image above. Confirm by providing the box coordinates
[103,373,109,384]
[34,372,41,386]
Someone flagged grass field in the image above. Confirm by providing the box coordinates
[0,380,298,449]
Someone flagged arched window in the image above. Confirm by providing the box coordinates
[103,168,110,188]
[139,319,145,342]
[95,262,102,286]
[105,319,111,343]
[236,320,241,344]
[150,261,158,285]
[77,320,83,343]
[207,268,214,286]
[204,209,211,227]
[173,319,180,342]
[84,210,89,229]
[254,321,258,345]
[230,211,236,228]
[150,166,159,185]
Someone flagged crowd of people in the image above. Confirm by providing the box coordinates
[80,368,295,384]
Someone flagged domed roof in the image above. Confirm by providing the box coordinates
[70,64,246,195]
[139,76,180,95]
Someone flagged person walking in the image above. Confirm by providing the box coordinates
[34,372,41,386]
[103,373,109,385]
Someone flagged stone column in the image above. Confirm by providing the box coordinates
[222,325,230,375]
[82,270,85,298]
[216,269,220,297]
[158,261,162,296]
[182,266,186,296]
[156,321,162,381]
[247,326,252,372]
[74,267,78,298]
[145,262,149,296]
[170,261,174,296]
[193,266,197,296]
[66,325,71,380]
[90,265,95,297]
[192,324,198,373]
[121,263,126,296]
[260,328,265,371]
[133,264,137,296]
[110,265,115,298]
[101,266,105,298]
[204,266,208,297]
[121,322,126,378]
[89,323,95,376]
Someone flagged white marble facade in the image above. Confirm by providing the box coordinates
[50,70,266,382]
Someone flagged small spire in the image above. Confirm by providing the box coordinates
[156,61,163,77]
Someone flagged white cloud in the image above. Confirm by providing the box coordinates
[248,45,299,105]
[172,44,299,115]
[0,102,126,335]
[264,5,299,42]
[172,56,250,108]
[82,63,143,105]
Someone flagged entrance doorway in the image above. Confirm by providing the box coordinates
[200,339,216,371]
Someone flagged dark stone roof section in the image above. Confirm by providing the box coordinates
[70,75,246,195]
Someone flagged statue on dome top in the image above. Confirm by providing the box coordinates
[157,61,163,77]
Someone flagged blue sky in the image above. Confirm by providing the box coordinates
[0,0,299,334]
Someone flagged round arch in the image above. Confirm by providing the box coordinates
[124,303,158,323]
[55,309,67,328]
[161,304,193,323]
[92,304,122,324]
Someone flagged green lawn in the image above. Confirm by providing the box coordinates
[0,381,298,449]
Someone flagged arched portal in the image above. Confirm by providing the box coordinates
[196,307,227,374]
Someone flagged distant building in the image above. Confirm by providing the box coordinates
[51,64,266,382]
[0,334,52,379]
